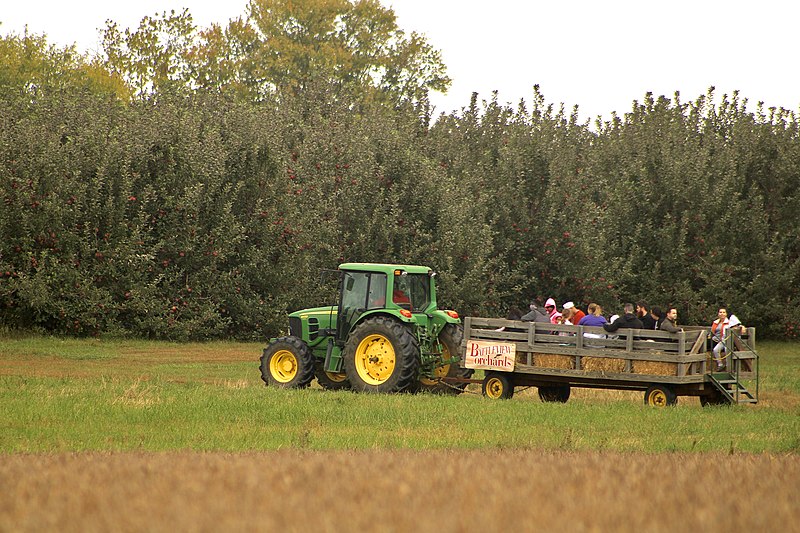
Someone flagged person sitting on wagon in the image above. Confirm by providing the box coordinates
[544,298,562,325]
[562,301,585,326]
[579,303,608,344]
[711,306,745,371]
[496,307,523,331]
[603,303,643,333]
[659,307,682,333]
[637,301,657,329]
[521,299,550,323]
[650,306,665,329]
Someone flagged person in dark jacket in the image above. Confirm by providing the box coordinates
[521,300,550,323]
[636,301,656,329]
[651,306,665,329]
[604,303,644,332]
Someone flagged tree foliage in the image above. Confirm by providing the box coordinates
[1,23,799,340]
[100,0,450,105]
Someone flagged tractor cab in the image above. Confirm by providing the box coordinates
[335,263,435,343]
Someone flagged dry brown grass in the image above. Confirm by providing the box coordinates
[0,342,261,385]
[1,450,797,532]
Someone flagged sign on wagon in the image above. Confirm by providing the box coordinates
[464,340,516,371]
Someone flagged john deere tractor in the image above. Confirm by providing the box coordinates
[259,263,473,393]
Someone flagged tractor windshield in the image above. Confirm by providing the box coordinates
[392,273,431,312]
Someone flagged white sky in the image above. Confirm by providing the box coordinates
[2,0,798,122]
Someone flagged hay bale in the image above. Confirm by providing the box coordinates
[581,357,626,373]
[632,361,677,376]
[533,353,575,369]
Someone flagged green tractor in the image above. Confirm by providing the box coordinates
[259,263,473,393]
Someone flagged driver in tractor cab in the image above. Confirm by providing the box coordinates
[392,274,412,310]
[392,287,411,309]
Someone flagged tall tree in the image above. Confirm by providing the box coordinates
[101,0,450,105]
[102,9,196,98]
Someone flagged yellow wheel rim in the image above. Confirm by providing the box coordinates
[648,390,667,406]
[325,370,348,383]
[270,349,298,383]
[485,377,505,399]
[354,334,395,385]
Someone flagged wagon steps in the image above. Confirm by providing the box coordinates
[709,372,757,405]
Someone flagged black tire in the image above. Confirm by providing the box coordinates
[416,323,474,394]
[700,390,729,407]
[314,361,351,391]
[482,372,514,400]
[260,336,315,389]
[538,385,571,403]
[343,316,420,393]
[644,384,678,406]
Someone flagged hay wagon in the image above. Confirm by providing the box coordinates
[458,317,759,406]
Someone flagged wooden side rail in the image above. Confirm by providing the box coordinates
[464,317,704,358]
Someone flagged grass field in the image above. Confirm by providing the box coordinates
[1,335,798,532]
[0,335,798,453]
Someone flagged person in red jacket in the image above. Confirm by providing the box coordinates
[562,301,585,325]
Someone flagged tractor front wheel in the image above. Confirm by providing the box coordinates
[260,336,315,389]
[417,324,474,394]
[343,316,419,393]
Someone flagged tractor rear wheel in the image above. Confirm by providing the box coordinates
[416,324,474,394]
[260,336,315,389]
[538,385,571,403]
[314,361,351,391]
[343,316,419,393]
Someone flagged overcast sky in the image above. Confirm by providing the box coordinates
[2,1,797,122]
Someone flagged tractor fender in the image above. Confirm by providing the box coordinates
[428,309,462,325]
[349,310,413,334]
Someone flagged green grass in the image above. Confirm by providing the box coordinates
[0,336,798,453]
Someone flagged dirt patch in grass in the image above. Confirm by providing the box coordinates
[1,450,797,532]
[0,341,261,381]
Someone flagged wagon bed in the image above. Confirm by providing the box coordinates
[458,317,759,406]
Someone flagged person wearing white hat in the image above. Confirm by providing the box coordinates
[562,301,585,325]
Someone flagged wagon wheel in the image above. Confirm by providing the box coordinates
[700,390,729,407]
[644,384,677,406]
[538,385,571,403]
[482,372,514,400]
